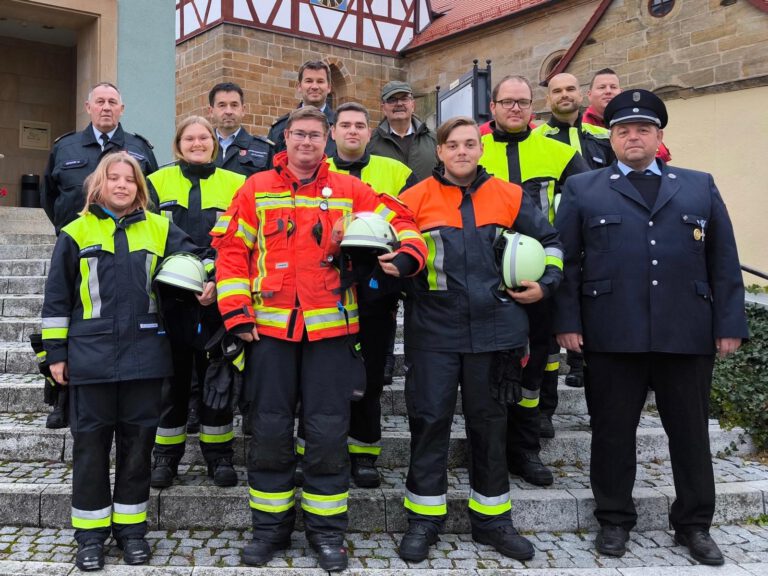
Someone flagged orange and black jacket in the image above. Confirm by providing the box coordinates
[398,166,563,353]
[211,150,427,342]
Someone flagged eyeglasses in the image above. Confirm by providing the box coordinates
[288,130,326,143]
[493,98,533,110]
[384,95,413,105]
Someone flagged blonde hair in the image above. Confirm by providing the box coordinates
[172,115,218,163]
[82,152,149,215]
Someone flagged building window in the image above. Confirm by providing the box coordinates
[539,50,566,86]
[648,0,675,17]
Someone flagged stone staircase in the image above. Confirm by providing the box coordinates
[0,207,767,573]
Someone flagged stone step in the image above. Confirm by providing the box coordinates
[0,295,44,318]
[0,341,38,374]
[0,260,48,278]
[0,318,40,342]
[0,244,54,260]
[0,276,47,295]
[0,457,765,533]
[0,373,644,418]
[0,413,753,468]
[0,233,55,246]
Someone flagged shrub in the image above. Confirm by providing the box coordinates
[711,304,768,449]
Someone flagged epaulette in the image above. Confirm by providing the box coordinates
[255,134,276,147]
[270,113,290,128]
[54,131,76,144]
[131,132,154,149]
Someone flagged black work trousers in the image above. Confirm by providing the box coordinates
[585,351,716,532]
[348,300,398,457]
[70,379,162,545]
[507,299,557,454]
[244,334,364,542]
[153,342,234,465]
[404,347,512,532]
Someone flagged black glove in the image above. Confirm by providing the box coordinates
[490,347,525,406]
[29,333,58,406]
[202,329,244,411]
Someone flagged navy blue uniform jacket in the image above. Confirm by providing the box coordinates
[553,162,748,355]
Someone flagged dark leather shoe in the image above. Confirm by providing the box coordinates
[539,414,555,439]
[118,537,151,565]
[565,372,584,388]
[398,523,439,562]
[150,455,178,488]
[472,524,534,560]
[351,455,381,488]
[595,525,629,557]
[242,538,290,566]
[294,456,304,487]
[46,404,68,429]
[675,529,724,566]
[508,451,554,486]
[75,541,104,571]
[208,457,238,487]
[308,535,348,572]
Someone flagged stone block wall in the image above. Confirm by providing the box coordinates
[567,0,768,93]
[176,23,406,136]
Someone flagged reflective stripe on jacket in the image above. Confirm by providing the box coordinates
[480,127,587,224]
[42,207,207,384]
[212,151,427,342]
[398,167,563,353]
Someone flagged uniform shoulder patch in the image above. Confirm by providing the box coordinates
[131,132,154,149]
[53,130,76,144]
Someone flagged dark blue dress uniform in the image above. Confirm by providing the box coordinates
[42,124,158,232]
[215,128,274,177]
[553,90,748,538]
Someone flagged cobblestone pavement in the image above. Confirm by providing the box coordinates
[2,455,767,492]
[0,524,767,574]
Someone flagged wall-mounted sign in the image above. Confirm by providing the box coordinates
[311,0,349,10]
[19,120,51,151]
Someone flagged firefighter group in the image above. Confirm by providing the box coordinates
[38,61,748,571]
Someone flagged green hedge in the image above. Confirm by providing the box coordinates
[711,303,768,450]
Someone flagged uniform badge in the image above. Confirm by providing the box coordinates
[633,91,641,102]
[240,150,247,156]
[693,228,702,241]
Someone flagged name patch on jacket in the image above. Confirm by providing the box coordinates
[78,245,102,256]
[158,200,178,209]
[63,159,87,169]
[127,151,146,162]
[248,150,267,157]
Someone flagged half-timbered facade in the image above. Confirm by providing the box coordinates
[176,0,432,54]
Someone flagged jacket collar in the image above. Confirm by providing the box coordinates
[90,204,147,225]
[490,121,531,143]
[608,160,678,215]
[330,150,371,171]
[82,123,126,147]
[432,164,492,194]
[272,150,331,190]
[547,112,583,130]
[179,160,216,179]
[583,106,605,128]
